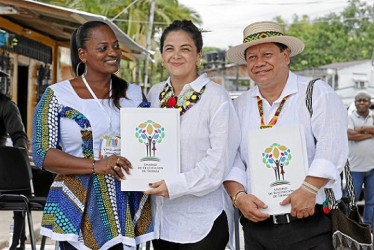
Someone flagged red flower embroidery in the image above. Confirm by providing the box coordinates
[159,83,206,115]
[167,97,177,107]
[323,206,330,214]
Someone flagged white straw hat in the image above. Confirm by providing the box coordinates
[226,21,305,64]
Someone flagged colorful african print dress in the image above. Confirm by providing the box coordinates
[32,80,154,250]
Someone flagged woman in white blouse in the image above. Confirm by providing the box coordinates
[144,20,241,250]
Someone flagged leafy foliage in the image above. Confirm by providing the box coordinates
[38,0,374,77]
[280,0,374,71]
[38,0,202,84]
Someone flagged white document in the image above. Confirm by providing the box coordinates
[248,125,308,215]
[120,108,180,191]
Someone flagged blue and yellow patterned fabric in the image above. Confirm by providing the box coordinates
[32,85,153,249]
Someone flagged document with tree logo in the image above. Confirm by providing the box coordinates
[120,108,180,191]
[248,125,308,215]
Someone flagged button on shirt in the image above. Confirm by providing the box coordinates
[146,74,241,247]
[348,110,374,172]
[225,72,348,204]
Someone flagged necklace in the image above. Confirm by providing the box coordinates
[82,75,113,130]
[159,83,205,115]
[257,95,289,129]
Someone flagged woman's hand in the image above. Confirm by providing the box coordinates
[144,180,170,198]
[95,155,133,181]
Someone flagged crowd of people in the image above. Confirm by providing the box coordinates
[1,17,371,250]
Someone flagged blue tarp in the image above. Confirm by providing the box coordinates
[0,32,8,47]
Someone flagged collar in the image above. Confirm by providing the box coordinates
[165,73,210,95]
[250,71,298,104]
[354,109,372,119]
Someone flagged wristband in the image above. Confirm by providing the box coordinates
[302,181,319,192]
[232,190,246,208]
[301,184,317,195]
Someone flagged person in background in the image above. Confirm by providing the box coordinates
[224,21,348,249]
[0,69,28,250]
[32,21,153,249]
[145,20,241,250]
[347,91,374,232]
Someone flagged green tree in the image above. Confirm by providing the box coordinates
[279,0,374,71]
[38,0,202,85]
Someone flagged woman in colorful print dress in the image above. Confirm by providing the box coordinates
[32,21,153,250]
[144,20,241,250]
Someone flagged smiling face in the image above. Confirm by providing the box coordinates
[245,42,290,91]
[79,25,122,77]
[161,30,202,83]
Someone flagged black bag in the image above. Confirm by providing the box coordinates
[325,162,372,249]
[306,79,372,250]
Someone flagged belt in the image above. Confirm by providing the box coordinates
[270,213,297,224]
[267,204,324,225]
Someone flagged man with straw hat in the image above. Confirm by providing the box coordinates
[224,21,348,249]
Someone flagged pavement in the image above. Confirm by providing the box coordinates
[0,211,56,250]
[0,211,245,250]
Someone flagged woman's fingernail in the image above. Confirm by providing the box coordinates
[148,183,153,186]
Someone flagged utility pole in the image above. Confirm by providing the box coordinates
[111,0,140,21]
[143,0,155,94]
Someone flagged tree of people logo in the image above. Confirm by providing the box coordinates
[262,143,292,187]
[135,120,165,161]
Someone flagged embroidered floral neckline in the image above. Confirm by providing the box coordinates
[159,83,205,115]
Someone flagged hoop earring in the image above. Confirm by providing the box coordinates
[196,60,201,67]
[75,61,81,77]
[75,61,87,77]
[161,61,164,67]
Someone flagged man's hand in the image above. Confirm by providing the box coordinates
[236,193,270,222]
[280,187,316,218]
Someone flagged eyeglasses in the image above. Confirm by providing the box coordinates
[355,99,370,103]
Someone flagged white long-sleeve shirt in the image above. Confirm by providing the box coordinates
[226,71,348,204]
[147,73,241,248]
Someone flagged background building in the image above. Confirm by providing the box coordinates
[0,0,149,138]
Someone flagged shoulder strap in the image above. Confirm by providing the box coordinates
[305,78,319,117]
[306,79,319,145]
[305,78,357,209]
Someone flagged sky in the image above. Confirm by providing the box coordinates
[177,0,370,50]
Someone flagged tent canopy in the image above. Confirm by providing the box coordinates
[0,0,151,61]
